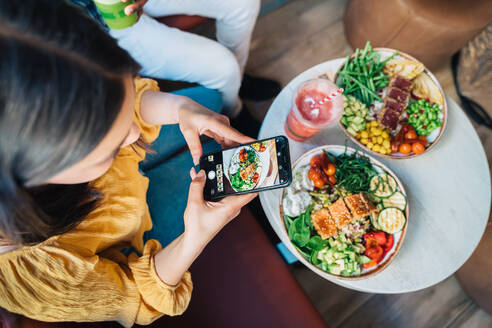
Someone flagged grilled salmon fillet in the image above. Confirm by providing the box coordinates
[240,163,256,180]
[328,198,353,228]
[311,208,337,239]
[344,193,376,220]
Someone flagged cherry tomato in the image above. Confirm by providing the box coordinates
[307,167,318,182]
[328,174,337,185]
[239,149,248,162]
[313,178,324,189]
[319,152,331,172]
[308,167,328,188]
[362,260,377,269]
[390,142,399,153]
[412,142,425,155]
[319,152,329,164]
[399,143,412,154]
[384,234,394,250]
[322,172,331,185]
[364,231,387,246]
[418,135,429,146]
[364,237,379,249]
[310,155,323,168]
[405,130,417,140]
[324,163,336,176]
[365,244,383,261]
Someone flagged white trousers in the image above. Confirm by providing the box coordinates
[109,0,261,115]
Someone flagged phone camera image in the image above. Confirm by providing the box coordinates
[222,139,281,194]
[201,136,292,200]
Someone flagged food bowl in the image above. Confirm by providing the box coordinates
[335,47,447,159]
[279,145,409,280]
[225,146,267,192]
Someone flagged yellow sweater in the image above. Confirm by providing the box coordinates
[0,78,192,327]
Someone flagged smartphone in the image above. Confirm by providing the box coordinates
[199,136,292,201]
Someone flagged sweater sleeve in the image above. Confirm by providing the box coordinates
[0,241,192,327]
[134,77,161,142]
[117,77,162,162]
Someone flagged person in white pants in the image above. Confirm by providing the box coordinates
[108,0,268,117]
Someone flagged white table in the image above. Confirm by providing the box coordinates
[258,59,492,294]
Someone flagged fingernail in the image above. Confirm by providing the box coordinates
[125,8,133,15]
[193,156,199,165]
[197,170,205,178]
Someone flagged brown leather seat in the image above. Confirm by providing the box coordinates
[344,0,492,69]
[1,207,327,328]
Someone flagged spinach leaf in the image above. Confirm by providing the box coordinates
[310,249,321,266]
[289,215,310,247]
[306,235,328,251]
[247,149,256,162]
[294,245,310,260]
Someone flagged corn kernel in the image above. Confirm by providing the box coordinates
[373,144,381,152]
[383,140,391,148]
[372,128,382,136]
[377,136,383,144]
[371,121,379,127]
[366,142,374,149]
[360,138,369,145]
[360,131,369,139]
[382,131,389,139]
[365,123,371,130]
[379,148,386,154]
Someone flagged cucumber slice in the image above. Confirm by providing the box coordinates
[369,174,397,198]
[370,211,381,230]
[378,208,406,234]
[382,192,407,211]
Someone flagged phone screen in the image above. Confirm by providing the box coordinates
[200,136,292,200]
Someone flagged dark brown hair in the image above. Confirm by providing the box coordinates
[0,0,141,244]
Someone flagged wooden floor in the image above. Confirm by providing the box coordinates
[245,0,492,327]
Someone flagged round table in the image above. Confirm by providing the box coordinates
[258,58,492,294]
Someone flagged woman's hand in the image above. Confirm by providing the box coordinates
[178,99,254,165]
[122,0,147,17]
[183,168,257,247]
[140,91,253,165]
[154,168,256,286]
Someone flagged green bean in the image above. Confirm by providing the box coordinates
[343,74,380,99]
[335,42,396,106]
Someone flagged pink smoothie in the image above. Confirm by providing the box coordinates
[285,79,343,141]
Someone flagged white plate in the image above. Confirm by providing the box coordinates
[280,145,409,280]
[336,48,447,160]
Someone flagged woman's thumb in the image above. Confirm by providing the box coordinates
[187,169,206,204]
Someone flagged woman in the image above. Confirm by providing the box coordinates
[0,0,255,326]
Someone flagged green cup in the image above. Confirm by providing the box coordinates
[93,0,138,30]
